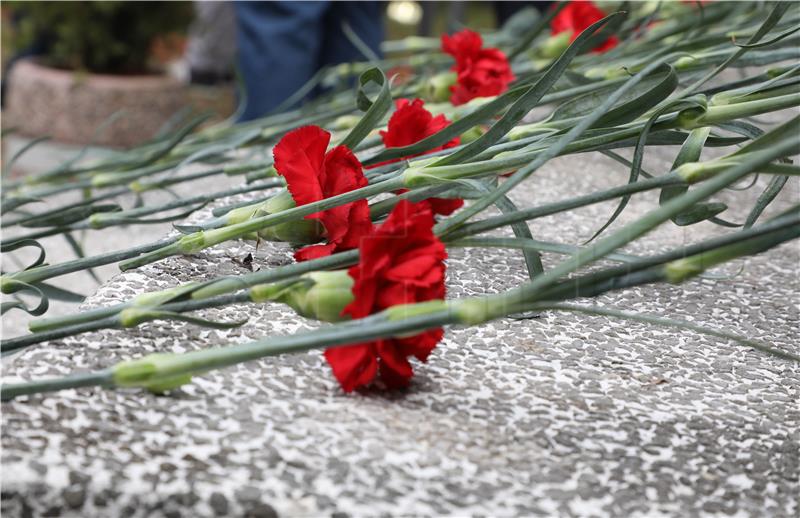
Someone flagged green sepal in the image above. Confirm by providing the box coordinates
[251,270,354,323]
[111,353,194,393]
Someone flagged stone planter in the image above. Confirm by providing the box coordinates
[5,59,195,148]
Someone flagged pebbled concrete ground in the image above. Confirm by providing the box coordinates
[1,137,799,516]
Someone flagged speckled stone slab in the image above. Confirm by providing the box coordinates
[2,148,799,517]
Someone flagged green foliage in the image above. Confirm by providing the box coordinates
[7,1,192,74]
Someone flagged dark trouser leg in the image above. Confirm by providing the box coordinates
[233,1,330,121]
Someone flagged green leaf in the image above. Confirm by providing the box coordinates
[0,280,48,316]
[1,136,51,177]
[339,68,392,150]
[37,282,85,303]
[681,2,793,95]
[733,22,800,49]
[659,126,712,225]
[493,196,544,279]
[592,65,678,129]
[1,239,46,271]
[20,203,121,228]
[1,196,43,215]
[586,93,699,242]
[743,174,790,229]
[673,202,728,226]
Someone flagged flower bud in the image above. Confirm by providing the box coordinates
[675,55,698,71]
[256,191,325,244]
[538,31,572,59]
[675,160,733,184]
[250,271,354,322]
[421,71,457,103]
[459,125,485,144]
[331,114,362,131]
[664,257,706,284]
[226,190,325,245]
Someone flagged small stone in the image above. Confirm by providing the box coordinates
[62,486,86,509]
[209,492,229,516]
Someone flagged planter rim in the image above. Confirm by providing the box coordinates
[11,58,184,89]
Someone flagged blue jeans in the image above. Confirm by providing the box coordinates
[234,1,384,121]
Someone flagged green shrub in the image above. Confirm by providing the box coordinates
[7,1,192,74]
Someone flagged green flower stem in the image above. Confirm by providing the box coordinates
[445,174,681,240]
[456,133,799,325]
[0,181,284,284]
[664,221,800,283]
[10,206,797,354]
[2,293,249,354]
[189,250,359,300]
[2,188,128,228]
[89,160,187,189]
[2,180,280,246]
[5,211,797,399]
[1,370,115,399]
[118,176,406,271]
[88,180,284,229]
[449,237,641,264]
[0,237,178,292]
[678,92,800,129]
[27,283,204,333]
[402,122,673,188]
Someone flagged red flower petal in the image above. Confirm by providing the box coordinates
[427,197,464,215]
[441,29,515,106]
[551,1,618,53]
[273,126,373,262]
[372,98,460,169]
[370,98,463,215]
[441,29,484,68]
[324,344,378,392]
[293,242,337,262]
[377,340,415,388]
[324,199,448,392]
[273,126,329,206]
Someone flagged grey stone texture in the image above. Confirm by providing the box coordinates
[2,138,799,516]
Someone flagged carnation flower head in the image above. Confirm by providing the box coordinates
[440,29,515,106]
[324,199,448,391]
[273,125,373,261]
[374,98,464,215]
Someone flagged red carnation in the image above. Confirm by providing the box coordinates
[380,99,459,151]
[441,29,515,106]
[273,125,373,261]
[375,98,464,215]
[551,1,619,53]
[324,199,447,391]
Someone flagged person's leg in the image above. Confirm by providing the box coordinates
[318,1,384,68]
[233,1,329,121]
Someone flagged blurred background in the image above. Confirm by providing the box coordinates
[0,0,548,162]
